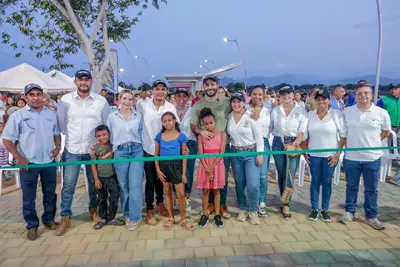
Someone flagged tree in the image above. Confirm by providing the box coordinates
[0,0,165,92]
[137,82,151,92]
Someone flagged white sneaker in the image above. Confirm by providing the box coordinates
[125,218,130,226]
[128,221,139,231]
[249,212,260,225]
[258,202,267,217]
[173,199,179,210]
[186,199,192,211]
[340,212,354,225]
[237,211,247,222]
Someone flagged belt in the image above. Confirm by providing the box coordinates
[231,144,256,151]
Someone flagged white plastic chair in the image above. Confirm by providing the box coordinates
[298,155,311,186]
[379,130,399,182]
[0,154,21,196]
[333,152,344,185]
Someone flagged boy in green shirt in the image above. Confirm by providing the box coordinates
[91,125,124,229]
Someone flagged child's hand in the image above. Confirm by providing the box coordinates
[94,179,102,190]
[157,169,166,183]
[182,147,190,155]
[182,174,187,184]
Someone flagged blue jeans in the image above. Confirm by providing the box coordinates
[272,136,300,199]
[231,147,261,212]
[259,138,270,203]
[60,150,98,217]
[344,158,381,219]
[185,140,197,195]
[20,165,57,229]
[209,144,231,206]
[114,142,144,222]
[309,156,335,211]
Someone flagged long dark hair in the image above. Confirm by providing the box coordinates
[249,85,264,105]
[161,111,180,133]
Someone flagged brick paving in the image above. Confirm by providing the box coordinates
[0,167,399,267]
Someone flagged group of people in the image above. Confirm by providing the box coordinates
[0,68,396,241]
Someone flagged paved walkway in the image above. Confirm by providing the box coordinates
[0,168,399,267]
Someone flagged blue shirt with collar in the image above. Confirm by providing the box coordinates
[330,96,344,110]
[2,105,61,164]
[107,109,143,148]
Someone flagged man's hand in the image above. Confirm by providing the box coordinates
[50,147,61,159]
[16,156,29,171]
[94,179,102,190]
[200,130,214,140]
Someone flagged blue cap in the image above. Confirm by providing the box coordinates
[175,88,189,96]
[24,83,43,95]
[152,80,168,88]
[389,83,399,90]
[75,70,92,79]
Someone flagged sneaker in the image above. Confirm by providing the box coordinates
[365,218,385,230]
[128,221,139,231]
[248,212,260,225]
[237,210,247,222]
[308,210,319,221]
[186,199,192,211]
[321,210,331,222]
[198,215,209,228]
[258,202,267,217]
[173,199,179,210]
[125,218,130,226]
[214,215,224,228]
[27,227,38,241]
[340,212,354,225]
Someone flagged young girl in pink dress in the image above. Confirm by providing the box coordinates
[197,108,226,228]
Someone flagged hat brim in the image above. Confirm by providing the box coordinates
[75,74,92,79]
[153,82,167,88]
[175,90,189,96]
[25,87,43,94]
[230,96,245,102]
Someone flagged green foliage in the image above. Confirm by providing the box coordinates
[137,82,151,91]
[226,82,245,92]
[0,0,166,70]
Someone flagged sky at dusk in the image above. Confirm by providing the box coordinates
[0,0,399,85]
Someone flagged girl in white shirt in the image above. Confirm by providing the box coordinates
[270,86,308,219]
[246,86,271,217]
[303,88,346,222]
[227,92,264,225]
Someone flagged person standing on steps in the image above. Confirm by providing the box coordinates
[137,80,179,225]
[191,76,231,219]
[2,83,61,240]
[55,70,110,236]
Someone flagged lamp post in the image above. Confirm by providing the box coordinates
[200,65,210,71]
[135,56,155,82]
[204,59,217,69]
[110,39,139,87]
[224,37,247,89]
[374,0,383,103]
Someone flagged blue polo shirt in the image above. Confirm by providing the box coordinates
[2,105,61,164]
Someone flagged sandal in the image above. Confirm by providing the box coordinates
[181,219,195,231]
[94,221,107,230]
[163,218,175,230]
[281,205,292,219]
[107,218,125,226]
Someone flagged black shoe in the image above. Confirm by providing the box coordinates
[308,210,319,221]
[321,210,331,222]
[214,215,224,228]
[27,227,38,241]
[198,215,209,228]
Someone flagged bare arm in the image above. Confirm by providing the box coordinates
[154,142,161,171]
[197,135,207,168]
[381,130,390,141]
[181,143,187,177]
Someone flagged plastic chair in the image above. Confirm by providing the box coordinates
[333,152,344,185]
[0,154,21,196]
[298,155,311,186]
[379,130,399,182]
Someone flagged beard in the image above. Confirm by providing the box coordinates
[205,89,217,97]
[77,87,91,94]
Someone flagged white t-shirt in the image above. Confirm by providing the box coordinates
[179,107,196,142]
[307,109,346,158]
[227,112,264,152]
[271,103,308,138]
[137,98,180,155]
[343,104,391,162]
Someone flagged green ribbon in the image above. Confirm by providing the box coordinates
[1,146,399,170]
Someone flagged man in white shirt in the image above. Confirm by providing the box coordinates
[340,83,390,230]
[137,80,179,225]
[55,70,110,236]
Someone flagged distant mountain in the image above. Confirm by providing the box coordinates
[226,74,400,86]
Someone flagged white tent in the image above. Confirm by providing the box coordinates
[47,70,75,87]
[0,63,76,93]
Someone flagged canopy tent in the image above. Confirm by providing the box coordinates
[47,70,75,86]
[0,63,76,93]
[165,62,242,93]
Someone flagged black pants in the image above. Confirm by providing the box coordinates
[144,152,164,210]
[98,176,119,222]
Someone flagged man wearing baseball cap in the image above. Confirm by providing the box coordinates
[2,83,61,240]
[56,69,110,235]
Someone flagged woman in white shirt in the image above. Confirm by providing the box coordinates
[303,88,346,222]
[246,86,271,217]
[271,86,308,219]
[174,88,196,211]
[227,92,264,225]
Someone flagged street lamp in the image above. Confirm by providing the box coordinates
[119,68,124,72]
[200,65,210,71]
[374,0,382,103]
[135,56,154,82]
[204,59,217,69]
[224,37,247,89]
